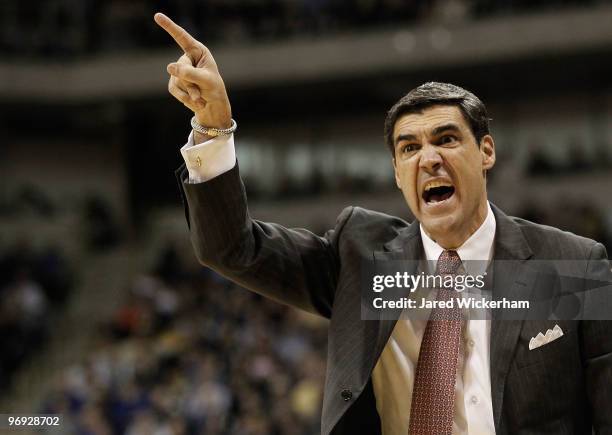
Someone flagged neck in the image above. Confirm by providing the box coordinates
[425,200,489,249]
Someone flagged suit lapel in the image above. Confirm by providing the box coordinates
[372,220,423,367]
[489,204,536,430]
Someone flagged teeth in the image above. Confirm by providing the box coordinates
[424,180,452,191]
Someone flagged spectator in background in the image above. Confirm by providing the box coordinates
[83,196,121,251]
[41,245,327,434]
[0,241,73,389]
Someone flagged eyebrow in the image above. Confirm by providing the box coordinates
[431,123,461,137]
[394,123,462,146]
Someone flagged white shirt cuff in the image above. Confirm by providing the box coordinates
[180,131,236,183]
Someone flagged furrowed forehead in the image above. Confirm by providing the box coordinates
[393,105,468,139]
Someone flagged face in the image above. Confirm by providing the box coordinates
[392,105,495,248]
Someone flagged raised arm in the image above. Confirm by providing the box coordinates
[155,13,344,317]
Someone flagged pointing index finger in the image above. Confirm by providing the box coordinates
[154,13,198,53]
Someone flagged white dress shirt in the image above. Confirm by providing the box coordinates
[180,132,497,434]
[371,203,497,435]
[180,131,236,183]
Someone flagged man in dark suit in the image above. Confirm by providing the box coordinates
[155,13,612,435]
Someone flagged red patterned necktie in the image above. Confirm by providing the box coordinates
[408,250,464,435]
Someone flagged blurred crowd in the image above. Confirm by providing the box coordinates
[518,200,612,252]
[40,245,327,435]
[0,185,123,252]
[0,241,74,389]
[526,139,612,176]
[0,185,123,391]
[1,0,610,58]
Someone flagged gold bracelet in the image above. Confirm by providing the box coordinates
[190,117,237,137]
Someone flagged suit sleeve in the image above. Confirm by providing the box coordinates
[176,161,353,318]
[581,243,612,434]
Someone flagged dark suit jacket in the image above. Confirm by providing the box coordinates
[176,162,612,435]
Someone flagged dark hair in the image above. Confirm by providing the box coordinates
[383,82,490,156]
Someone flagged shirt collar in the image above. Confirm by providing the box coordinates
[420,202,496,272]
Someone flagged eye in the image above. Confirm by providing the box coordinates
[400,143,420,154]
[439,135,458,144]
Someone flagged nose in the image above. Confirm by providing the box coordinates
[419,144,443,174]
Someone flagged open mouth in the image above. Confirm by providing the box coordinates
[422,181,455,204]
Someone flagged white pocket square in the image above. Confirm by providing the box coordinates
[529,324,564,350]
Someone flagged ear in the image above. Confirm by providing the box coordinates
[480,135,496,171]
[392,157,402,189]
